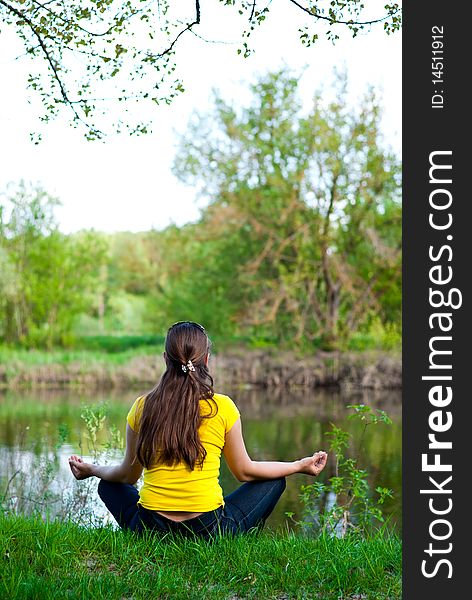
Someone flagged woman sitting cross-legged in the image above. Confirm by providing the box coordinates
[69,321,328,538]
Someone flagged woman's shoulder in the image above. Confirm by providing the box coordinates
[212,392,235,406]
[211,393,240,418]
[131,394,146,411]
[127,394,146,431]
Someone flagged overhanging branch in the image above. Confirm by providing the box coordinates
[287,0,400,26]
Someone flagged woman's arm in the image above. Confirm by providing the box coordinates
[223,419,327,482]
[68,424,143,485]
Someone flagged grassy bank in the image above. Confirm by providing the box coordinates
[0,345,401,390]
[0,345,162,389]
[1,515,401,599]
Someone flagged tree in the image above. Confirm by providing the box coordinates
[102,230,169,334]
[173,69,401,348]
[0,182,108,346]
[146,221,252,339]
[0,1,401,140]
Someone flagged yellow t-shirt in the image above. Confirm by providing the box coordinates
[127,392,240,512]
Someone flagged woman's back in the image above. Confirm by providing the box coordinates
[127,392,240,512]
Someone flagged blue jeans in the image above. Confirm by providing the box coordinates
[97,478,286,538]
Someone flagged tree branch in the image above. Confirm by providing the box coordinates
[249,0,257,22]
[287,0,400,26]
[154,0,201,59]
[345,274,379,332]
[30,0,147,39]
[0,1,82,120]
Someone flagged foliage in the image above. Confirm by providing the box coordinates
[0,70,401,351]
[0,182,108,347]
[80,403,108,457]
[347,318,402,351]
[141,222,250,339]
[75,334,165,353]
[173,68,401,348]
[0,0,401,139]
[295,404,394,537]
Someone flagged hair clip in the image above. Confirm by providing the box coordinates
[182,359,196,373]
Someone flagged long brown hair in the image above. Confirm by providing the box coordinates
[136,322,216,470]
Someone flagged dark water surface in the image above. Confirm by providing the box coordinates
[0,386,401,532]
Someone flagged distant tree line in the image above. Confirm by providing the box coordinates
[0,70,401,350]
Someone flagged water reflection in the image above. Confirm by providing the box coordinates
[0,387,401,531]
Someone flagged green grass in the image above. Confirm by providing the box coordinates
[0,345,162,367]
[0,334,251,363]
[75,335,166,353]
[1,514,401,599]
[0,342,401,391]
[0,336,242,371]
[0,343,168,391]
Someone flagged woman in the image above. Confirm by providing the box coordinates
[69,321,327,538]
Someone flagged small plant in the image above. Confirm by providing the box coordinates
[103,424,124,453]
[65,403,125,525]
[1,404,125,527]
[293,404,394,537]
[80,403,108,459]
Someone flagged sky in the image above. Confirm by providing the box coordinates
[0,1,401,234]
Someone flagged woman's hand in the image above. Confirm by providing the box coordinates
[68,455,95,480]
[298,451,328,477]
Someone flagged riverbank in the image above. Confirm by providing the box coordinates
[1,514,401,599]
[0,347,401,390]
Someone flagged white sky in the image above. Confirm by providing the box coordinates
[0,1,401,233]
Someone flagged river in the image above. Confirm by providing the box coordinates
[0,386,401,532]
